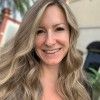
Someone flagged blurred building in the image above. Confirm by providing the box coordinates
[0,8,20,47]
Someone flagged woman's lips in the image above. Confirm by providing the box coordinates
[43,48,61,54]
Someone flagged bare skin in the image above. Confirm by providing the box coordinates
[40,65,62,100]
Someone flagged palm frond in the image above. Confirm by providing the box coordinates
[13,0,34,15]
[87,68,100,90]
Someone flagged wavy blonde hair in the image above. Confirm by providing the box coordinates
[0,0,91,100]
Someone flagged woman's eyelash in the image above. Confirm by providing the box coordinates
[36,27,65,34]
[36,30,44,34]
[56,27,65,31]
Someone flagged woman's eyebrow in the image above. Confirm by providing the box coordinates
[53,23,66,27]
[38,26,45,28]
[38,23,68,29]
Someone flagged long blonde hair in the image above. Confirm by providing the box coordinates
[0,0,91,100]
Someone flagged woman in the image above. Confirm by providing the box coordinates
[0,0,92,100]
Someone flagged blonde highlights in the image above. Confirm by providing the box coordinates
[0,0,91,100]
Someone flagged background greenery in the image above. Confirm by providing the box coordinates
[87,68,100,100]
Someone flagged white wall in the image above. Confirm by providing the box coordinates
[77,27,100,52]
[70,0,100,27]
[69,0,100,61]
[77,27,100,61]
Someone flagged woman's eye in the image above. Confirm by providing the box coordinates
[56,27,65,31]
[36,29,44,34]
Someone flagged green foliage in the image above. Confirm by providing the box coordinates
[0,0,35,16]
[88,68,100,90]
[87,68,100,100]
[13,0,35,15]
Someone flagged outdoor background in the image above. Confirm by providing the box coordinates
[0,0,100,100]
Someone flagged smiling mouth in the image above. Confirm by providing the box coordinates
[43,48,61,54]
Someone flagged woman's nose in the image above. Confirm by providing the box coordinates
[45,31,56,47]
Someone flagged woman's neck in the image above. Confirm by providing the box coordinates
[40,64,59,89]
[40,64,62,100]
[40,66,62,100]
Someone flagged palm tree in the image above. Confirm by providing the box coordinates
[0,0,35,17]
[13,0,35,15]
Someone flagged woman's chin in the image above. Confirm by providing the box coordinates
[42,60,61,67]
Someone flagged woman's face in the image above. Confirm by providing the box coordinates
[35,5,70,67]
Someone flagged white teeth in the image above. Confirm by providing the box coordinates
[44,48,60,54]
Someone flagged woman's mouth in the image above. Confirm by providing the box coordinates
[43,48,61,54]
